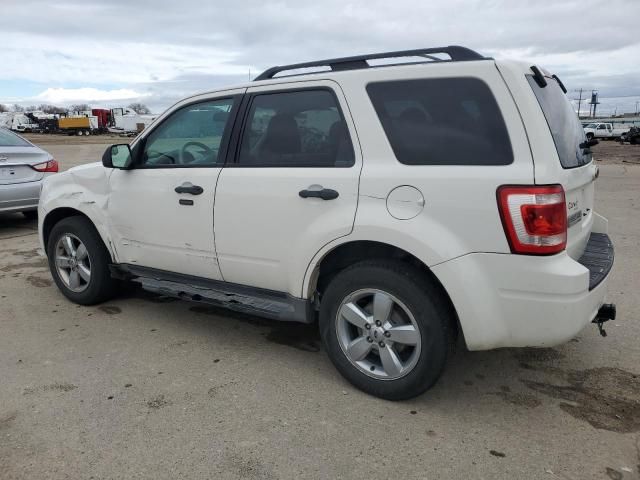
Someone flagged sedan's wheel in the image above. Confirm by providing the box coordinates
[320,259,454,400]
[336,289,421,380]
[47,216,119,305]
[54,233,91,292]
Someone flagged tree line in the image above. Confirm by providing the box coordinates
[0,103,151,114]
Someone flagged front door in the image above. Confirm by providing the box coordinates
[107,92,242,279]
[214,81,362,296]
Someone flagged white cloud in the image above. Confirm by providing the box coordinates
[0,32,251,85]
[34,87,148,104]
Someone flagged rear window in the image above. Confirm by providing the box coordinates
[526,76,591,169]
[366,78,513,165]
[0,128,29,147]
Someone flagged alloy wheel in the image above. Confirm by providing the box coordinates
[54,233,91,292]
[335,289,422,380]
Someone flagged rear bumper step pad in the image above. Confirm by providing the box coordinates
[578,232,614,291]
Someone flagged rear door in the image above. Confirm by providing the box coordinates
[214,80,361,296]
[525,74,596,259]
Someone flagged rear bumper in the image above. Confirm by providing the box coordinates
[0,180,42,213]
[432,232,614,350]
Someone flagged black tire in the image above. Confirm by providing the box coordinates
[46,216,119,305]
[22,210,38,220]
[586,133,594,140]
[319,259,454,400]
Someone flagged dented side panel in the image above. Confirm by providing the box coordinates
[38,162,116,258]
[106,167,224,280]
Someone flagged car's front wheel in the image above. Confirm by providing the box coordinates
[320,260,454,400]
[47,216,119,305]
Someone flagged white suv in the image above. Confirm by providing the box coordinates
[38,46,616,400]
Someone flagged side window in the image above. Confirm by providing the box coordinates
[140,98,234,167]
[366,78,513,166]
[597,124,607,130]
[237,89,354,167]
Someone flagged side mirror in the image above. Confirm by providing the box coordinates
[102,144,133,169]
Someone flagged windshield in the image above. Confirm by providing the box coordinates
[584,123,597,129]
[0,128,30,147]
[526,75,592,169]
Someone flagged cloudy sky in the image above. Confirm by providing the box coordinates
[2,0,639,115]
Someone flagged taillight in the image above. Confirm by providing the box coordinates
[497,185,567,255]
[31,159,58,173]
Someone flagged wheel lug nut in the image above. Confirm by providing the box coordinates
[375,320,381,327]
[366,336,373,343]
[384,331,391,338]
[364,324,371,330]
[378,342,385,348]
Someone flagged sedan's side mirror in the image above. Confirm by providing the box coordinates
[102,144,133,169]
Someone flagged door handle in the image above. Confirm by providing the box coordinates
[299,187,339,200]
[175,182,203,195]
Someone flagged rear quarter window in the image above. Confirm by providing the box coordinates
[366,77,513,166]
[526,75,591,169]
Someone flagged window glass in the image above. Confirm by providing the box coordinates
[526,76,591,168]
[141,98,234,167]
[238,89,354,167]
[366,78,513,165]
[0,128,30,147]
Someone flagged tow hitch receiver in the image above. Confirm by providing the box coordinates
[592,303,617,337]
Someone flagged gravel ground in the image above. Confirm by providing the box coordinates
[1,138,639,479]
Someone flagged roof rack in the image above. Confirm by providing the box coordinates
[254,45,485,81]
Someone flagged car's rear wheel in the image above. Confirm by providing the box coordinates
[47,216,119,305]
[586,132,594,140]
[319,260,454,400]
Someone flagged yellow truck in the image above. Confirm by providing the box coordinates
[58,116,98,135]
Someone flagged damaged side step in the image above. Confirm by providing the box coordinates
[110,264,313,323]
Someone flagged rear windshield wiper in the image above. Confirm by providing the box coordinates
[580,138,599,149]
[580,137,599,155]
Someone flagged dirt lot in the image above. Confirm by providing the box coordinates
[22,132,129,146]
[1,137,640,479]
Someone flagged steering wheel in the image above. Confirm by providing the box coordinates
[181,141,213,164]
[146,150,176,164]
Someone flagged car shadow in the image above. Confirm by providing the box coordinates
[0,212,38,239]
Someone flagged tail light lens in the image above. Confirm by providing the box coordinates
[497,185,567,255]
[31,159,58,173]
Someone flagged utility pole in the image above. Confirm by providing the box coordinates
[636,101,639,116]
[575,88,584,117]
[589,90,600,118]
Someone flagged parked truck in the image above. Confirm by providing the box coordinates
[108,108,157,135]
[57,115,99,135]
[0,112,38,133]
[583,122,629,140]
